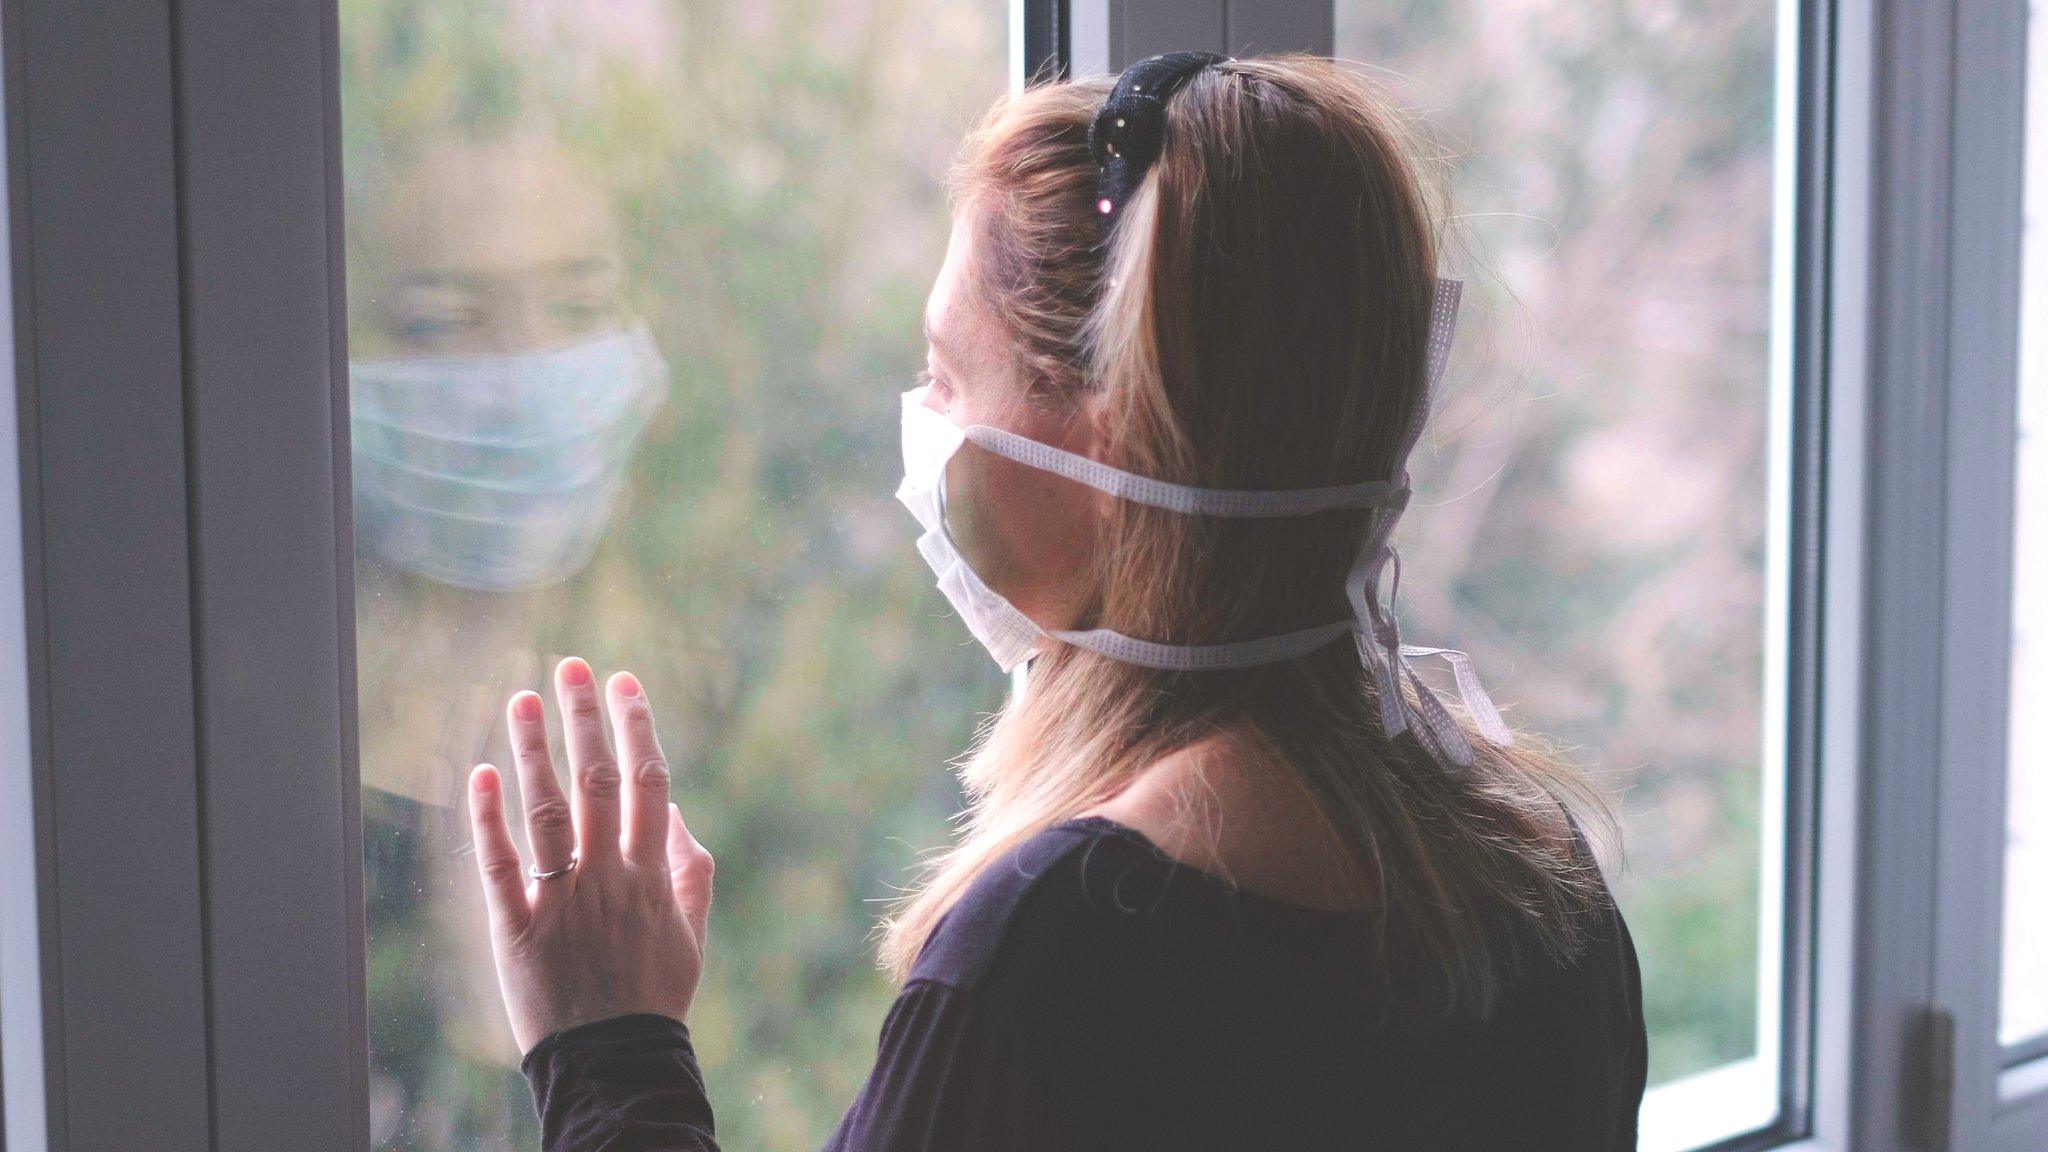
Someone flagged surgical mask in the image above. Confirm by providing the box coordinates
[895,277,1513,772]
[350,321,668,591]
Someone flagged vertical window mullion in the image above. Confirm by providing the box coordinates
[1938,0,2048,1145]
[1,1,212,1147]
[172,0,369,1147]
[1829,0,2004,1149]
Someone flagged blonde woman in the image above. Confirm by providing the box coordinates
[468,52,1648,1152]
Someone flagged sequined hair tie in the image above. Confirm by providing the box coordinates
[1087,51,1228,239]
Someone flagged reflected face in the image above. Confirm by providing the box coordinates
[370,136,627,355]
[348,132,668,594]
[921,210,1101,631]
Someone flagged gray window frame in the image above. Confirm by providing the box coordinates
[0,0,367,1149]
[1923,0,2048,1148]
[0,1,2038,1151]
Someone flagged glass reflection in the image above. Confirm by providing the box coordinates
[351,132,667,592]
[341,0,1009,1147]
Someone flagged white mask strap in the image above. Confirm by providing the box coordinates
[1049,620,1357,671]
[961,425,1407,516]
[1423,276,1462,393]
[1340,276,1516,771]
[905,274,1511,771]
[959,277,1463,519]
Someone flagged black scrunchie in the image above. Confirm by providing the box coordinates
[1087,51,1228,241]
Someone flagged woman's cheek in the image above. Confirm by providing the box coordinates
[944,446,1092,627]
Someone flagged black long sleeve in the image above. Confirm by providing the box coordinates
[521,816,1648,1152]
[519,979,1075,1152]
[520,1013,717,1152]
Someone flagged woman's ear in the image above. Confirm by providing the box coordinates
[1070,389,1107,455]
[1073,391,1117,522]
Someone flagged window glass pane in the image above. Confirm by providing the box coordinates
[1332,1,1791,1142]
[339,3,1007,1148]
[2002,0,2048,1052]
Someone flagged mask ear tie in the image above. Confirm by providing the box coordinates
[1346,516,1512,774]
[1400,655,1479,770]
[1347,509,1411,743]
[1398,644,1515,749]
[1377,549,1479,771]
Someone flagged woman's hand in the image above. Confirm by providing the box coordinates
[466,656,714,1056]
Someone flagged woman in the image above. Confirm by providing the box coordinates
[467,52,1649,1151]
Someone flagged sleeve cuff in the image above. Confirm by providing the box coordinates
[520,1012,694,1072]
[520,1013,716,1152]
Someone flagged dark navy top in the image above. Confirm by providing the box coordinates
[521,815,1648,1151]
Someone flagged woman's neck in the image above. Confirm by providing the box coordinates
[1079,735,1375,913]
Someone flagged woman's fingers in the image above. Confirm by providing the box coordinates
[556,657,622,867]
[607,671,672,869]
[468,764,532,938]
[507,689,577,875]
[667,803,714,945]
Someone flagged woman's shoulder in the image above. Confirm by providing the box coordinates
[907,815,1361,998]
[906,816,1159,992]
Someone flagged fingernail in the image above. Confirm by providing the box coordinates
[561,658,592,687]
[513,692,543,721]
[475,764,498,792]
[616,671,642,698]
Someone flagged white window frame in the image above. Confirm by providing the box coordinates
[0,1,2038,1150]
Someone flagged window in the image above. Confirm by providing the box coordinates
[1331,2,1798,1146]
[15,2,2048,1150]
[338,3,1008,1148]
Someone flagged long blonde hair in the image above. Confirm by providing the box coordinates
[881,54,1618,1023]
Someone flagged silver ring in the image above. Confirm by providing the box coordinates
[529,851,579,880]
